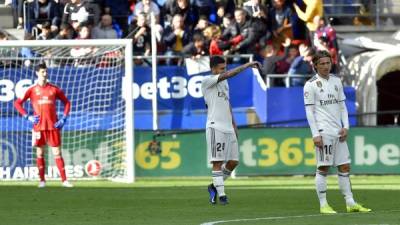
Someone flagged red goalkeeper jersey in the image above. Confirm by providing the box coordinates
[14,83,71,131]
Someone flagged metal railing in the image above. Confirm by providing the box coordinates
[243,110,400,128]
[265,74,313,88]
[131,54,254,67]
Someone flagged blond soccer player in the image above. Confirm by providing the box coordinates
[304,50,371,214]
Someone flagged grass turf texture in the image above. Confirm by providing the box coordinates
[0,176,399,225]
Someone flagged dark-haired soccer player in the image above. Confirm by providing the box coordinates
[304,50,371,213]
[15,63,73,188]
[201,56,261,205]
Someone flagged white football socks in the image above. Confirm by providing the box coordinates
[212,170,225,197]
[221,164,232,181]
[338,172,356,206]
[316,170,328,207]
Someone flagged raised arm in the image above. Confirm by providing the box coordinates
[293,0,318,22]
[218,61,261,82]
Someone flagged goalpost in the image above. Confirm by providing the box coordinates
[0,39,134,183]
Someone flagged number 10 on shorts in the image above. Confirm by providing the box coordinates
[319,144,332,162]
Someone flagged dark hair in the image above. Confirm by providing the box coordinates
[223,13,233,20]
[312,50,331,66]
[198,15,208,21]
[288,44,299,50]
[318,36,329,44]
[41,21,51,30]
[210,56,225,68]
[60,23,71,31]
[0,30,8,39]
[35,62,47,72]
[192,32,205,42]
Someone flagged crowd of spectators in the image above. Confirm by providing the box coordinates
[4,0,343,86]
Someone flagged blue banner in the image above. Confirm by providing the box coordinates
[1,66,262,130]
[133,65,255,111]
[267,87,357,126]
[1,67,355,130]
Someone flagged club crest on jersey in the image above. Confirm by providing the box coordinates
[334,85,338,92]
[218,92,226,98]
[316,81,322,88]
[304,92,309,98]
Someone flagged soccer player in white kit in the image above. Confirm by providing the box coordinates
[304,50,371,214]
[201,56,261,205]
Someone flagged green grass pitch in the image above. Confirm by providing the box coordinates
[0,176,399,225]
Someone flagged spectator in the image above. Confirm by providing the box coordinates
[275,43,299,74]
[220,13,233,33]
[70,25,94,60]
[269,0,292,48]
[104,0,130,36]
[62,0,90,26]
[134,0,161,23]
[243,0,267,20]
[215,0,236,24]
[260,38,290,81]
[27,0,61,33]
[91,14,118,39]
[288,44,314,86]
[193,15,210,35]
[182,32,209,59]
[290,0,308,42]
[0,31,18,67]
[191,0,216,22]
[55,23,75,39]
[86,0,105,24]
[314,17,338,51]
[76,24,91,40]
[130,12,151,65]
[293,0,323,32]
[162,14,192,65]
[214,0,229,24]
[163,0,198,29]
[0,31,8,41]
[243,0,270,47]
[260,44,279,79]
[130,0,163,41]
[203,25,231,56]
[36,22,54,40]
[223,8,257,55]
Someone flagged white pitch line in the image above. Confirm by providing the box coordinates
[200,213,329,225]
[200,209,400,225]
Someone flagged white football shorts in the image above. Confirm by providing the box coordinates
[316,134,351,167]
[206,127,239,163]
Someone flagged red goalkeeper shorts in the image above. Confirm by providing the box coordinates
[32,130,61,147]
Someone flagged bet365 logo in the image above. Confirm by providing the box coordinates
[355,136,399,166]
[0,79,32,102]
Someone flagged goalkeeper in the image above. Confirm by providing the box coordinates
[14,62,73,188]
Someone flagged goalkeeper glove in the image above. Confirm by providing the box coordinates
[54,115,68,129]
[24,115,40,125]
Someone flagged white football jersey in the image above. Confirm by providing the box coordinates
[201,74,234,133]
[303,74,347,137]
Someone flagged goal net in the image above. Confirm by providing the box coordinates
[0,39,134,183]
